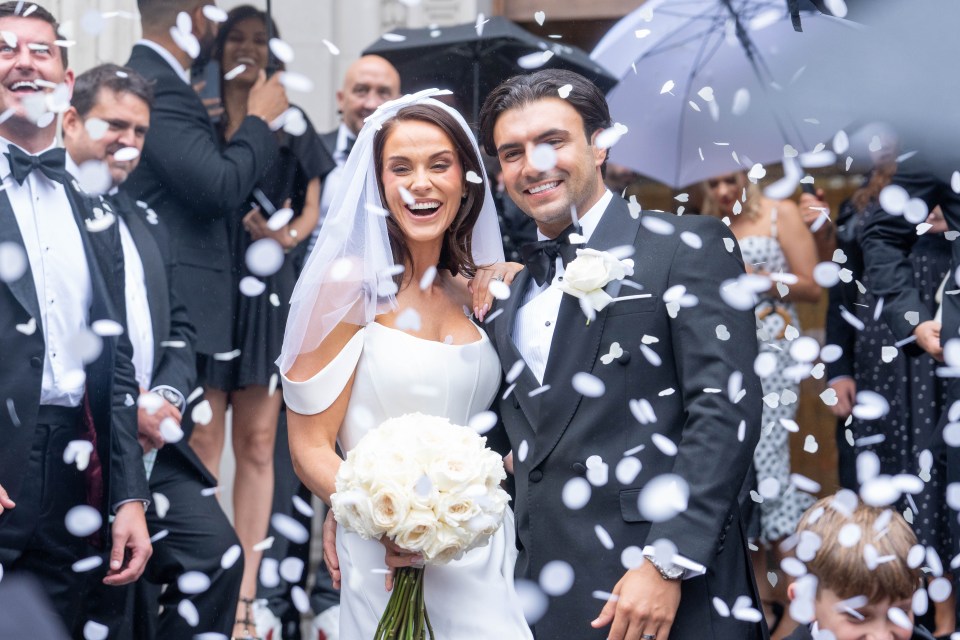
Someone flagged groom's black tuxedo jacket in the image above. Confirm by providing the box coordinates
[123,43,278,356]
[490,196,766,640]
[0,177,148,527]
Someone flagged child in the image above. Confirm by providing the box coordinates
[784,493,937,640]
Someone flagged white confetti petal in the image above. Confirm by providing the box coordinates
[271,513,309,543]
[159,417,184,443]
[530,144,557,171]
[572,372,605,398]
[178,571,211,594]
[83,621,109,640]
[539,560,575,596]
[637,474,689,522]
[468,411,498,434]
[280,556,306,583]
[562,477,592,510]
[221,544,242,570]
[72,556,103,573]
[178,599,200,627]
[65,505,101,537]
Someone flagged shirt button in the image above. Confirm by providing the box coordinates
[545,320,552,327]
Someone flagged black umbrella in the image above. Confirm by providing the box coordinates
[363,16,617,124]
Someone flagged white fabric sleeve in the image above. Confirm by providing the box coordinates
[281,329,365,415]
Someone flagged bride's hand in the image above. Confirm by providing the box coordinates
[469,262,524,322]
[379,536,423,592]
[322,509,341,590]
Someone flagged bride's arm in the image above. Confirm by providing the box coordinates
[285,321,361,504]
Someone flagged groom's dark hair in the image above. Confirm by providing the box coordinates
[479,69,613,176]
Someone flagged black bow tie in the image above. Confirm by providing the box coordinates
[6,145,67,185]
[520,225,582,287]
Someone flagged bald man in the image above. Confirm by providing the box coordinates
[308,55,400,251]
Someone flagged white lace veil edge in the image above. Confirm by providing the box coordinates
[277,89,504,375]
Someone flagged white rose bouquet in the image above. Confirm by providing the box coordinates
[331,412,510,639]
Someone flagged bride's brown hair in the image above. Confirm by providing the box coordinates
[373,104,485,281]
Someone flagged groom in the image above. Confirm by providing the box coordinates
[480,70,766,640]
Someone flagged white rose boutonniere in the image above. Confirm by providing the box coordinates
[558,248,635,320]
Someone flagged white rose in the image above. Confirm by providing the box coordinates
[423,525,469,563]
[331,490,382,539]
[436,492,482,528]
[558,249,634,315]
[562,248,628,293]
[369,486,410,532]
[392,507,440,553]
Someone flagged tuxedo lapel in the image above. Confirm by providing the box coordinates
[65,181,119,324]
[493,265,541,428]
[530,195,642,469]
[0,191,42,330]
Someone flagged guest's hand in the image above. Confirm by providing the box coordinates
[247,71,289,125]
[828,377,857,418]
[799,189,829,230]
[0,482,14,516]
[469,262,524,322]
[191,80,225,120]
[103,501,152,586]
[591,560,682,640]
[379,535,423,592]
[137,388,181,452]
[914,320,943,361]
[322,509,341,590]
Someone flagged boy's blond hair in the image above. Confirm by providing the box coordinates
[794,494,921,602]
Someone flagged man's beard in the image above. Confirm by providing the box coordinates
[193,28,218,72]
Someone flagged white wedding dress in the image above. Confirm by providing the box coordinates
[282,321,533,639]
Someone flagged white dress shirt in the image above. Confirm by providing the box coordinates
[310,123,355,251]
[513,190,612,384]
[135,38,190,84]
[5,137,93,407]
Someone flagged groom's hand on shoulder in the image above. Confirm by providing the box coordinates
[591,560,681,640]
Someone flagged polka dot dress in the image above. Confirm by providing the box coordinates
[739,212,815,543]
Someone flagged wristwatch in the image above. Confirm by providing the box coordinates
[154,387,183,409]
[645,555,684,580]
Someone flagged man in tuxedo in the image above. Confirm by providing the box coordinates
[309,54,399,250]
[122,0,287,387]
[0,2,151,630]
[479,69,765,640]
[63,63,243,639]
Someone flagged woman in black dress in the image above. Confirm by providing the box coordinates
[825,158,954,637]
[187,7,334,638]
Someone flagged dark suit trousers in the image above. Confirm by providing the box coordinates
[258,411,339,638]
[0,413,90,631]
[81,446,243,639]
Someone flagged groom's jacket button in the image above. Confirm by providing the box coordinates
[617,350,631,364]
[572,462,586,475]
[529,469,543,482]
[30,356,42,369]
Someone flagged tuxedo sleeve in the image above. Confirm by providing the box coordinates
[646,216,762,568]
[860,172,943,355]
[151,256,198,437]
[139,80,278,215]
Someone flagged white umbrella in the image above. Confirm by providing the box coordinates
[591,0,859,188]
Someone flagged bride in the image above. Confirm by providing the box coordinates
[277,90,532,638]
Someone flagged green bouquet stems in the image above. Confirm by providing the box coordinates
[373,566,435,639]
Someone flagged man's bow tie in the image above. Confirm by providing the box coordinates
[519,224,582,287]
[6,145,67,185]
